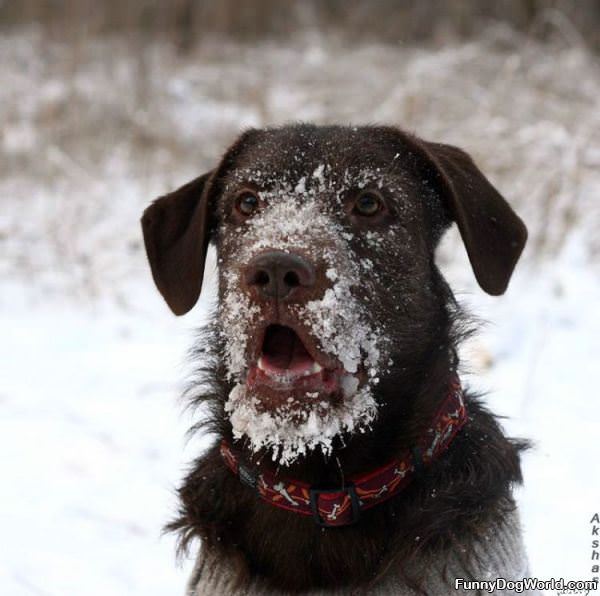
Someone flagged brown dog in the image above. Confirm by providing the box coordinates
[141,125,534,595]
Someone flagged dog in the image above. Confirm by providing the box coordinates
[141,124,535,595]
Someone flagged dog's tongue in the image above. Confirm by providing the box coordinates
[262,325,314,374]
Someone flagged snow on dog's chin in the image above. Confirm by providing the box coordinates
[224,382,378,465]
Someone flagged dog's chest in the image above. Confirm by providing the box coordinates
[187,512,538,596]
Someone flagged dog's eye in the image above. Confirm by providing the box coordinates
[235,191,259,217]
[353,192,383,216]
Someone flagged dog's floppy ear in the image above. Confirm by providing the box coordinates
[141,129,257,315]
[141,172,213,315]
[409,136,527,295]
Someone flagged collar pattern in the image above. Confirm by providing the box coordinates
[220,376,467,527]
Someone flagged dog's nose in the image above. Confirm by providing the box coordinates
[244,251,316,301]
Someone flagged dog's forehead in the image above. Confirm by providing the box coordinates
[228,125,410,187]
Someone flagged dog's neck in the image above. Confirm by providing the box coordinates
[220,373,466,529]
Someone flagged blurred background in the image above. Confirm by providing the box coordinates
[1,1,599,594]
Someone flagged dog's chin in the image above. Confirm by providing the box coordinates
[224,379,377,465]
[225,358,374,465]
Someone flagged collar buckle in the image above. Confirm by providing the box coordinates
[309,483,361,527]
[238,462,257,490]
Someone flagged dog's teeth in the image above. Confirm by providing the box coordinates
[257,357,266,371]
[312,362,323,373]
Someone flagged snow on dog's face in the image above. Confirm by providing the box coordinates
[212,127,443,465]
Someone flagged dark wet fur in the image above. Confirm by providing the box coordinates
[167,271,528,594]
[141,124,530,594]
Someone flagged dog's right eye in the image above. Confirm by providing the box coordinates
[353,191,385,217]
[235,192,259,217]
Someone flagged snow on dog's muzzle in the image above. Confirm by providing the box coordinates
[218,171,390,464]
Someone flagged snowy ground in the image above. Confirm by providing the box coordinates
[1,26,599,595]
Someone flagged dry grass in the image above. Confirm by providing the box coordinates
[1,23,598,303]
[3,1,600,48]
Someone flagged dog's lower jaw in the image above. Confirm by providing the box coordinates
[224,379,378,465]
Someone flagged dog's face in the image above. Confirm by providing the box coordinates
[213,128,448,463]
[142,125,526,465]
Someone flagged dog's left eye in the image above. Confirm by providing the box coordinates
[353,191,383,216]
[235,191,259,217]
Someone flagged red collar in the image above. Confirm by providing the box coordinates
[220,376,467,527]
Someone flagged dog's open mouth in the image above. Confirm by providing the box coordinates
[246,324,341,397]
[226,319,377,463]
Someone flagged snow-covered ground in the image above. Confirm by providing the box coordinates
[1,26,599,595]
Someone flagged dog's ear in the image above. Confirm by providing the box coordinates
[141,172,213,315]
[141,130,257,315]
[409,136,527,295]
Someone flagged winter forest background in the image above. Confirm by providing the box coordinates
[1,1,599,594]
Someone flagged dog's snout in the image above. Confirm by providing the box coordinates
[245,251,315,301]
